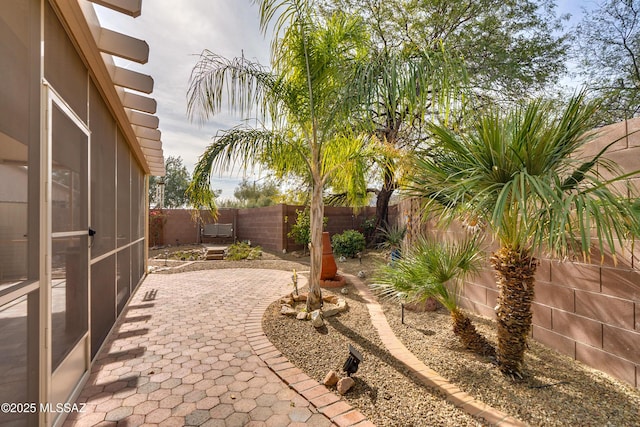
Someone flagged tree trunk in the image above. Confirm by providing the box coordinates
[374,164,397,232]
[307,175,324,311]
[450,309,496,358]
[490,247,537,378]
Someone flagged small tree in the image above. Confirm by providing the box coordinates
[408,92,640,378]
[287,209,327,254]
[373,236,495,357]
[149,156,191,208]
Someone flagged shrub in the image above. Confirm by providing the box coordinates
[331,230,366,258]
[287,209,328,252]
[226,242,262,260]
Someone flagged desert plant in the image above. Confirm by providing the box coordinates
[377,224,406,251]
[408,92,640,377]
[226,242,263,260]
[331,229,366,258]
[373,236,495,358]
[287,209,328,254]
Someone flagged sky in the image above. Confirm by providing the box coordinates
[96,0,591,200]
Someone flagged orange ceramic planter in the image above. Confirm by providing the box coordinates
[320,232,338,280]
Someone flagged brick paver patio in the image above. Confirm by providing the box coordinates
[64,269,341,427]
[63,268,524,427]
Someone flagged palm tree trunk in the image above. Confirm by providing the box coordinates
[490,247,537,378]
[450,308,495,358]
[307,173,324,311]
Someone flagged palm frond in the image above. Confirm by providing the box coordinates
[187,51,293,125]
[407,91,640,258]
[186,127,285,211]
[372,236,483,312]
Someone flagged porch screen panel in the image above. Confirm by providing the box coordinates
[51,236,88,371]
[89,81,116,258]
[0,295,35,427]
[116,247,130,315]
[90,256,116,359]
[51,105,88,234]
[44,2,88,122]
[116,130,131,246]
[0,0,33,286]
[131,240,144,292]
[131,163,144,240]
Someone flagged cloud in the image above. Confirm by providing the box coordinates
[95,0,272,194]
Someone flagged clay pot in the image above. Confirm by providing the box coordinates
[320,232,338,280]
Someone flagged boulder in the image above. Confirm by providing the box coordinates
[280,297,294,305]
[323,299,348,317]
[323,295,338,304]
[323,370,339,386]
[337,377,355,394]
[281,305,297,316]
[292,293,307,302]
[310,310,324,328]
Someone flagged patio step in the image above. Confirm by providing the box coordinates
[204,245,227,261]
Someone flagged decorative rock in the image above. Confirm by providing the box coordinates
[341,287,349,295]
[405,297,439,312]
[281,305,297,316]
[337,377,355,394]
[322,298,348,317]
[323,295,338,304]
[357,270,366,278]
[296,312,308,320]
[292,293,307,302]
[310,310,324,328]
[323,370,340,386]
[280,297,294,305]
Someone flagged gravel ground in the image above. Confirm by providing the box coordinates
[150,245,640,426]
[383,305,640,427]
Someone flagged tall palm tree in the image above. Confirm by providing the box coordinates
[373,237,496,358]
[407,92,640,378]
[186,1,370,310]
[325,47,464,231]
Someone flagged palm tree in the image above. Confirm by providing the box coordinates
[373,237,496,358]
[407,92,640,378]
[186,1,369,310]
[325,48,464,232]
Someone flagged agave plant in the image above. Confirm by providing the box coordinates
[372,236,495,358]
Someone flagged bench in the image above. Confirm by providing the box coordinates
[202,223,234,238]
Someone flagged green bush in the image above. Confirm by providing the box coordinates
[287,209,328,252]
[331,230,366,258]
[226,242,262,260]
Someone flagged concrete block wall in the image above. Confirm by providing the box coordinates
[154,204,386,253]
[151,209,237,247]
[236,204,286,251]
[459,258,640,388]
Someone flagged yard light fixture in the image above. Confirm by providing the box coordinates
[343,344,363,377]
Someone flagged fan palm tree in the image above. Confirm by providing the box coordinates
[373,237,496,358]
[407,92,640,378]
[186,1,370,310]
